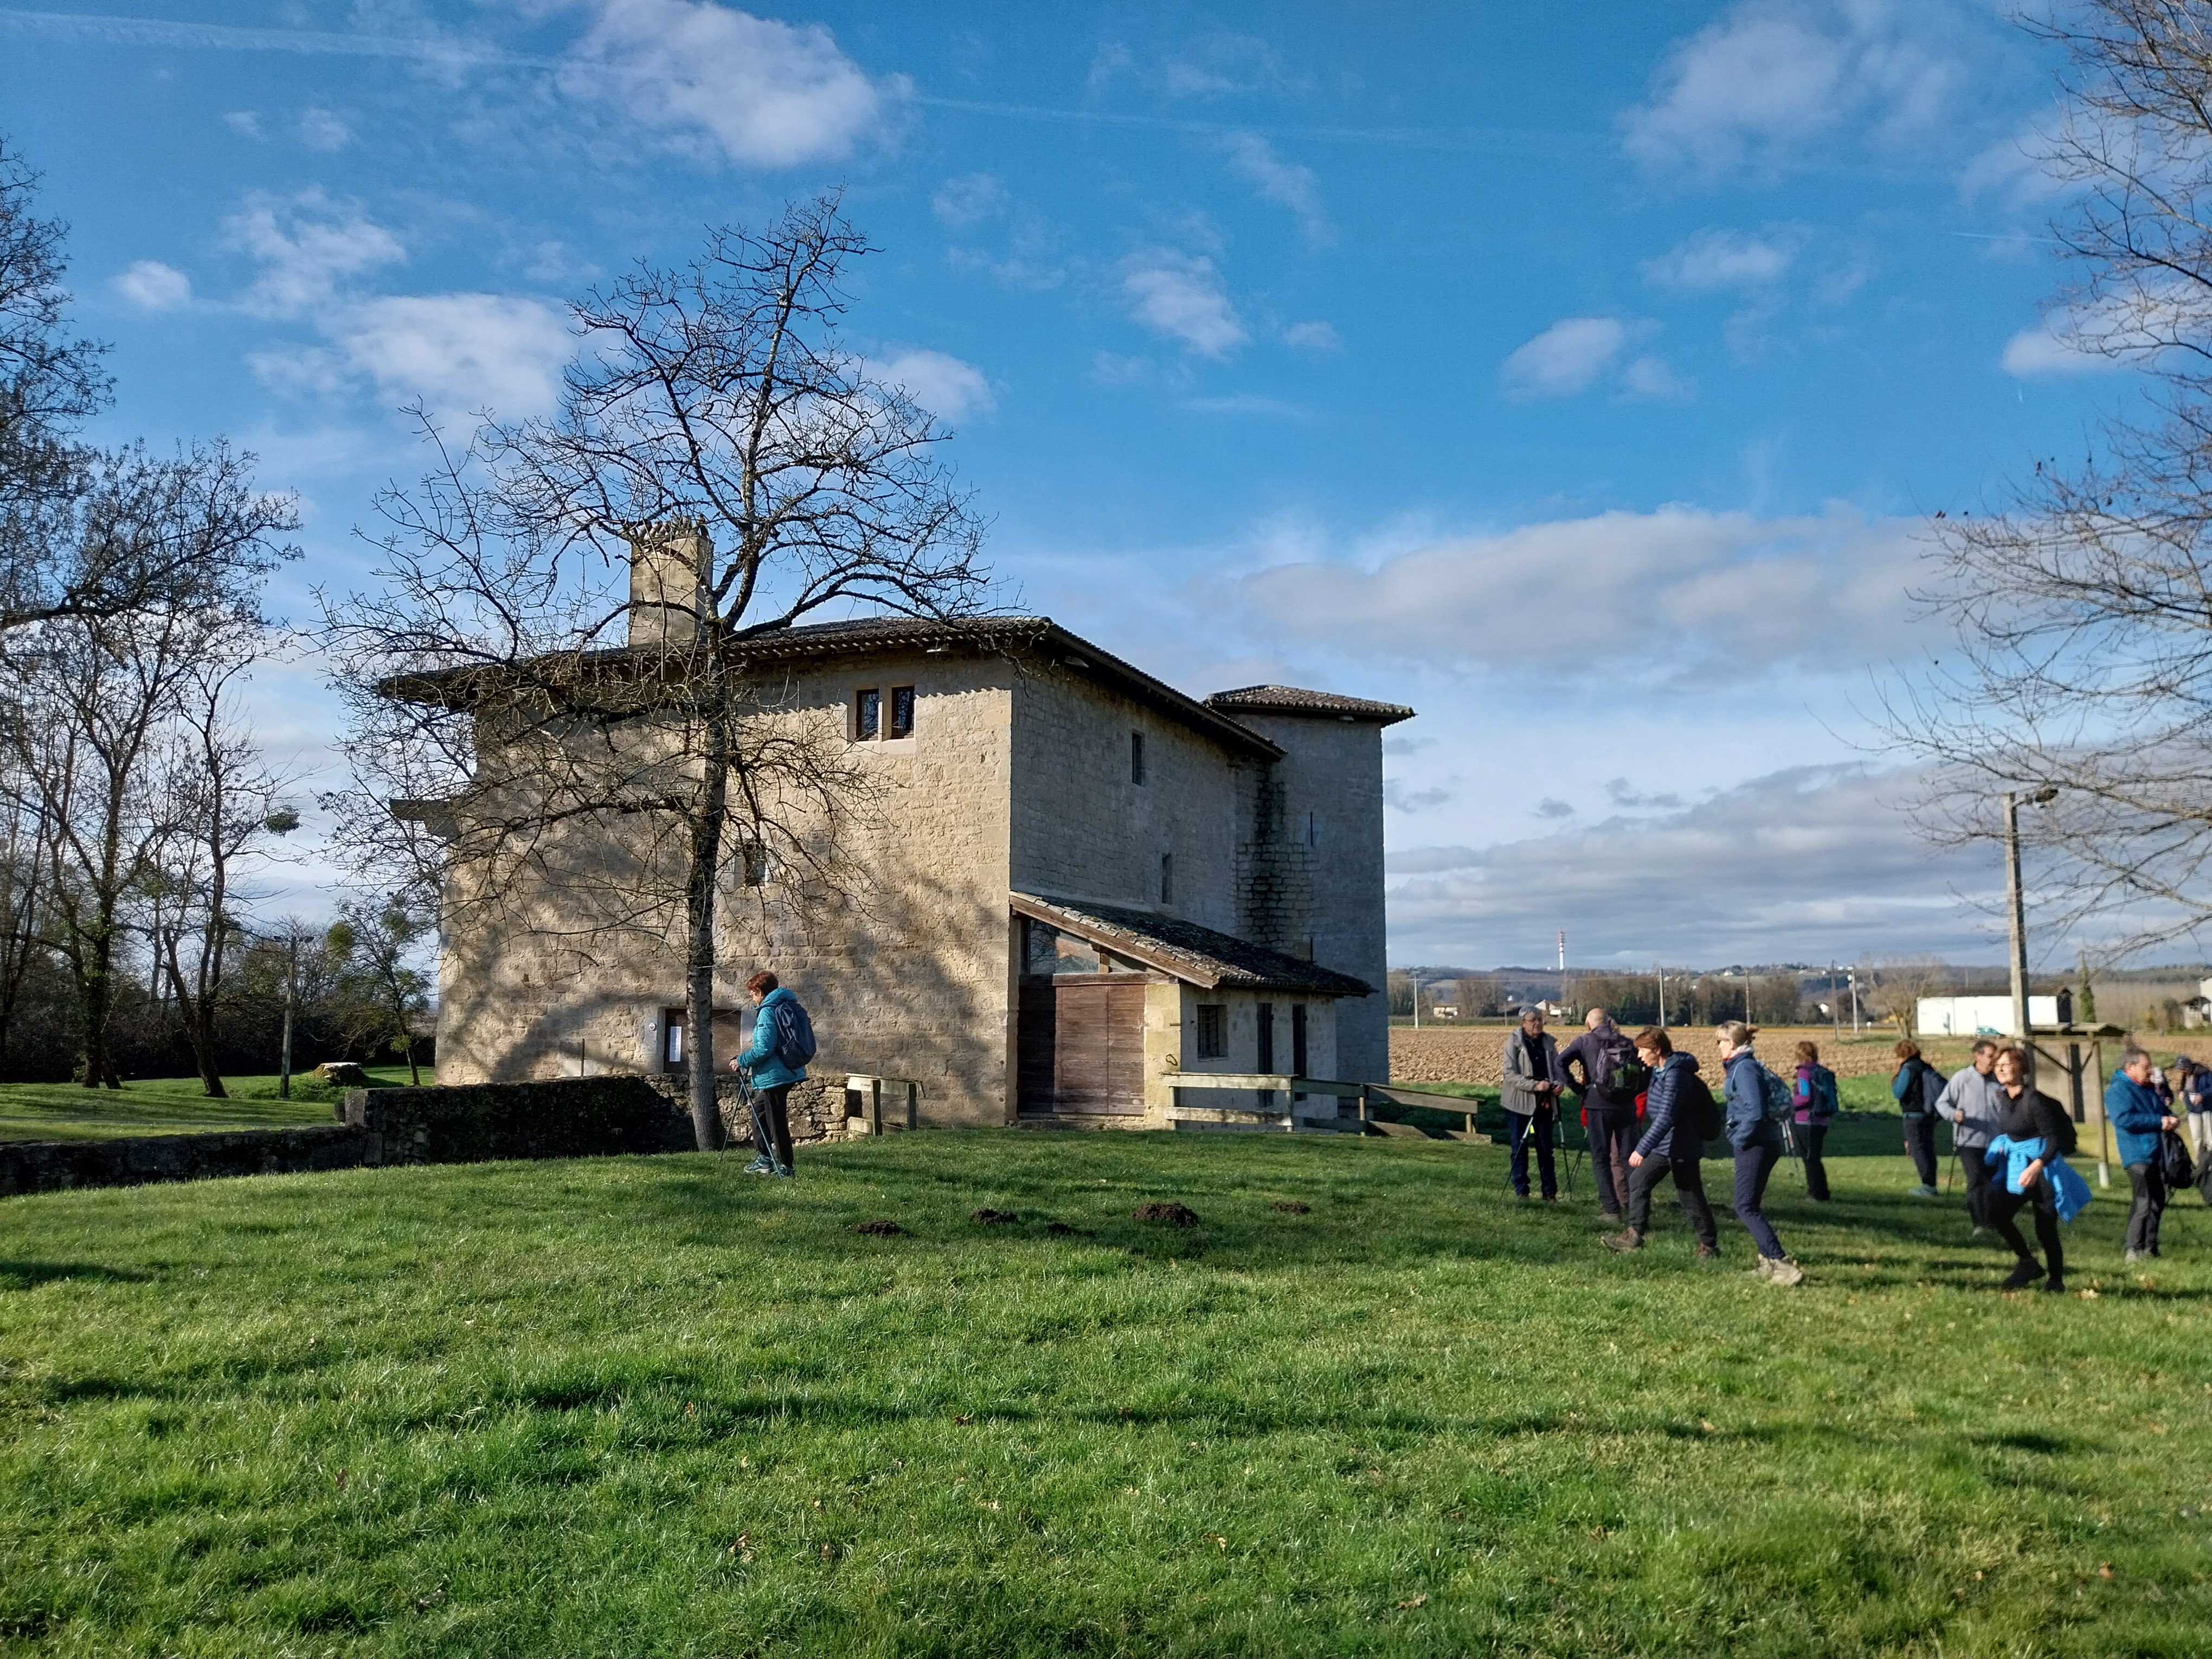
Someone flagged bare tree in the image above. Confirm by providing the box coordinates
[149,626,295,1097]
[1869,955,1952,1036]
[324,196,991,1149]
[329,901,433,1085]
[0,132,106,526]
[1889,4,2212,958]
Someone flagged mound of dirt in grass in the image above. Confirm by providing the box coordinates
[1270,1200,1311,1214]
[853,1219,903,1236]
[1134,1201,1200,1226]
[1046,1221,1076,1235]
[969,1207,1018,1224]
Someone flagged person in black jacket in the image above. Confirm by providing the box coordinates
[1891,1039,1944,1198]
[1602,1026,1718,1256]
[1983,1043,2074,1293]
[1560,1007,1641,1221]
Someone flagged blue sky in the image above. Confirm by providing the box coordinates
[0,0,2148,970]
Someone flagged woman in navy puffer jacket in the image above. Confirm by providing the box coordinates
[1716,1022,1802,1285]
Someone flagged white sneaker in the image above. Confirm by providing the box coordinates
[1751,1255,1775,1281]
[1767,1257,1805,1287]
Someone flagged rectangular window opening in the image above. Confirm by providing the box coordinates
[1307,811,1319,848]
[1194,1004,1226,1060]
[664,1012,685,1065]
[1256,1002,1276,1074]
[1291,1003,1308,1078]
[740,839,769,886]
[854,687,881,740]
[1131,730,1146,785]
[889,685,915,738]
[1159,851,1173,904]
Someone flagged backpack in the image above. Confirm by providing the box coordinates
[1756,1062,1795,1122]
[1809,1064,1840,1119]
[771,997,816,1070]
[2159,1127,2197,1191]
[1593,1033,1649,1104]
[1680,1072,1724,1142]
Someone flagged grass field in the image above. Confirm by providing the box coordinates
[0,1067,419,1143]
[4,1129,2208,1655]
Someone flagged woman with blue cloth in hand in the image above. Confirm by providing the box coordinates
[2105,1045,2179,1263]
[1982,1044,2076,1292]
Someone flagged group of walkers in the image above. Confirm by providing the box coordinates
[1499,1004,2198,1292]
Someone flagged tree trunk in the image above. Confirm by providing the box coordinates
[164,936,228,1098]
[683,715,732,1152]
[403,1035,421,1087]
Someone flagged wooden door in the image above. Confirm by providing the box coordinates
[1017,978,1147,1114]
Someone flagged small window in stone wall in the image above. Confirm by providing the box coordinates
[890,685,915,738]
[1131,730,1146,784]
[854,687,881,740]
[1159,852,1174,904]
[1194,1003,1226,1059]
[740,839,769,886]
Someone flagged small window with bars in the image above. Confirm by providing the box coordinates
[889,685,915,738]
[1194,1004,1226,1060]
[854,687,881,740]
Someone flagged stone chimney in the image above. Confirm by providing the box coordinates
[627,520,708,648]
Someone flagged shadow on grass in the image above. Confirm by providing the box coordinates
[0,1260,152,1291]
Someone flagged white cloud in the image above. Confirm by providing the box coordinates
[558,0,899,168]
[872,348,994,423]
[1120,249,1247,359]
[1643,227,1806,291]
[1386,763,1998,966]
[1500,316,1627,397]
[1622,0,1958,180]
[2000,319,2119,377]
[1282,319,1340,352]
[329,293,574,421]
[1960,123,2065,206]
[223,110,262,140]
[931,172,1006,229]
[1233,505,1928,683]
[2000,291,2191,377]
[1619,353,1693,400]
[1223,132,1332,247]
[297,107,352,151]
[223,190,406,319]
[113,260,191,312]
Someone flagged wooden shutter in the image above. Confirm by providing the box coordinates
[1017,977,1146,1115]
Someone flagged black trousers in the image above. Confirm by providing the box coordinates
[1625,1150,1717,1248]
[1507,1109,1556,1197]
[752,1083,795,1167]
[1960,1142,1996,1226]
[1586,1106,1635,1213]
[1986,1175,2064,1282]
[2124,1160,2166,1256]
[1903,1114,1939,1185]
[1799,1121,1830,1201]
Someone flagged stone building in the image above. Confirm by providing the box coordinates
[417,578,1411,1135]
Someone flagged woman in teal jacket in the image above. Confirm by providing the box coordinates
[732,972,811,1177]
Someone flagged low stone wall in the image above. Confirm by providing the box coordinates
[344,1076,697,1164]
[0,1125,367,1198]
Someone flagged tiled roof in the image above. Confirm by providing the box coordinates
[381,614,1282,761]
[1204,684,1416,724]
[1011,892,1374,996]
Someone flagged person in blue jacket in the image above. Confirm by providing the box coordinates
[1716,1021,1802,1285]
[2105,1045,2179,1262]
[1601,1026,1718,1257]
[731,970,810,1178]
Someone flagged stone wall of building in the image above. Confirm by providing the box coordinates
[434,649,1019,1126]
[1008,661,1244,936]
[1213,712,1390,1085]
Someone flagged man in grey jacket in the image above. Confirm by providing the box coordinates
[1502,1007,1566,1200]
[1938,1039,2003,1231]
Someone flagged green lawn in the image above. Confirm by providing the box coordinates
[3,1131,2207,1656]
[0,1067,421,1143]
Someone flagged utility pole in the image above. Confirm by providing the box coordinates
[2004,790,2030,1041]
[1830,961,1840,1038]
[279,930,298,1099]
[1657,964,1667,1028]
[1849,964,1861,1032]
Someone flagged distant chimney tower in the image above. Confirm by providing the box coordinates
[627,520,707,648]
[1557,929,1566,972]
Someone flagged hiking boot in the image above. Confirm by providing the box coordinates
[742,1153,774,1175]
[1751,1255,1776,1281]
[1766,1257,1805,1287]
[2124,1248,2147,1264]
[1908,1184,1940,1199]
[1601,1228,1643,1252]
[771,1161,795,1179]
[2043,1278,2068,1294]
[1694,1243,1719,1260]
[1541,1193,1558,1203]
[1598,1210,1623,1224]
[2001,1259,2047,1290]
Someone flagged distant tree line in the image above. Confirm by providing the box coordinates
[0,135,428,1090]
